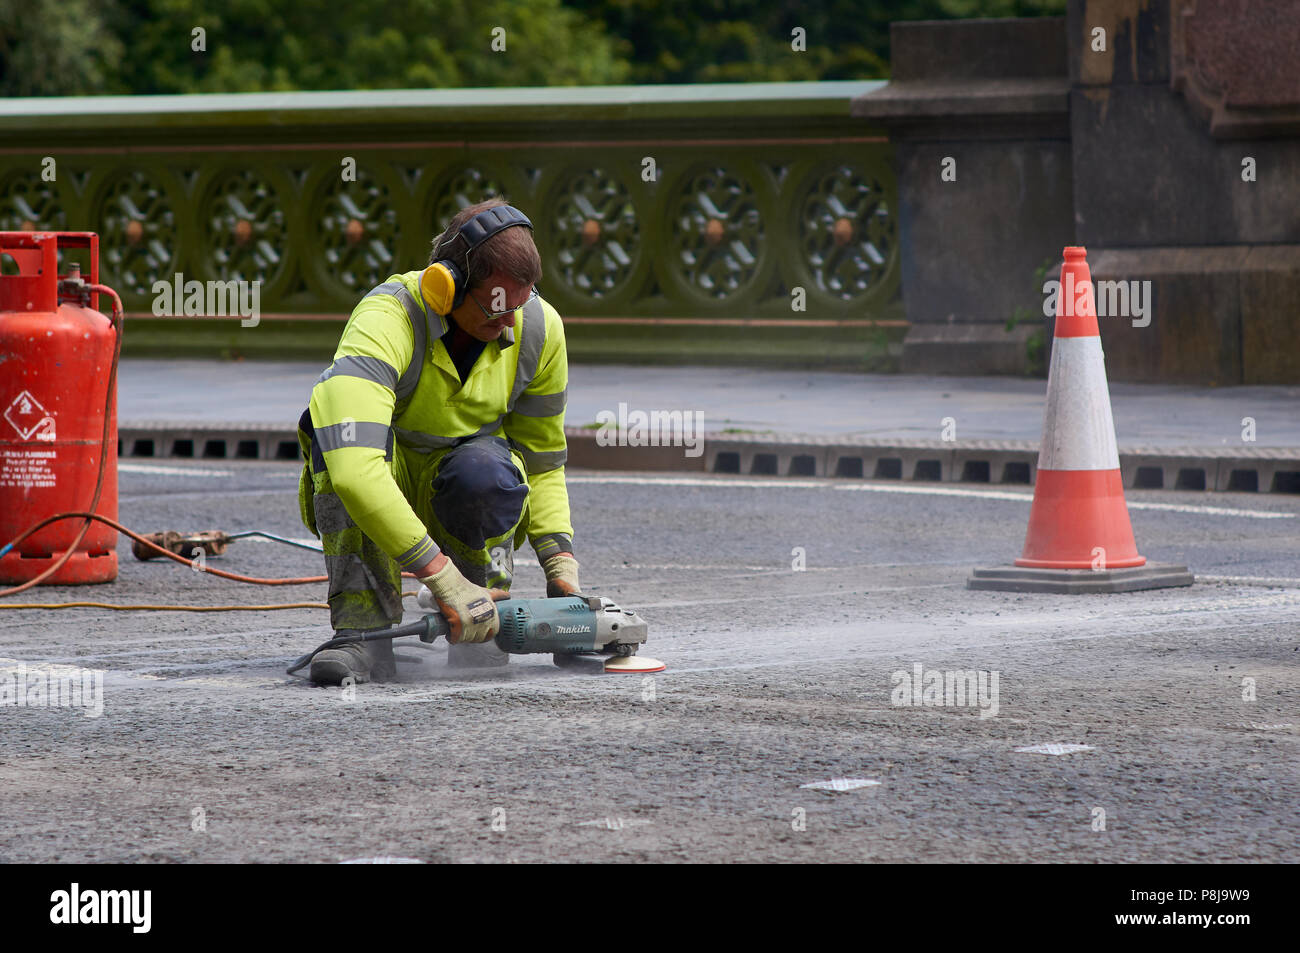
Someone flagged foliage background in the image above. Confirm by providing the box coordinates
[1,0,1066,96]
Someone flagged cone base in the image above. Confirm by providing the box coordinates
[968,563,1194,594]
[1014,555,1146,570]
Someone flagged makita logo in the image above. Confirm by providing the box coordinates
[556,624,590,635]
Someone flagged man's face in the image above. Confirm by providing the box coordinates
[453,273,534,342]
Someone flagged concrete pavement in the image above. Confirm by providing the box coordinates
[112,360,1300,494]
[117,359,1300,447]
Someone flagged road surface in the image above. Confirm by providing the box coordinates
[1,460,1296,862]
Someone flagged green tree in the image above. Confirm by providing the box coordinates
[937,0,1065,17]
[3,0,630,96]
[103,0,630,93]
[1,0,1068,96]
[0,0,123,96]
[568,0,890,83]
[566,0,1065,83]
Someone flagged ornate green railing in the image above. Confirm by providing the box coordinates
[0,83,900,366]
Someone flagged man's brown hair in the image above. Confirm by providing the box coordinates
[429,197,542,289]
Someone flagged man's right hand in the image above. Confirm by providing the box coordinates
[417,553,503,644]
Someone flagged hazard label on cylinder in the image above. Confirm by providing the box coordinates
[0,448,58,489]
[4,390,57,441]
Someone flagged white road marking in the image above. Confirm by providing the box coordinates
[119,463,234,477]
[339,857,425,864]
[1199,575,1300,588]
[1015,744,1095,756]
[241,536,323,550]
[576,818,652,829]
[1112,500,1292,519]
[565,474,1295,519]
[836,483,1293,519]
[569,475,829,489]
[800,779,881,791]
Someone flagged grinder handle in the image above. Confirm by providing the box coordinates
[414,587,508,643]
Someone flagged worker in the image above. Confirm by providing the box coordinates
[295,198,580,684]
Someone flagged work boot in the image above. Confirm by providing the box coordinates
[309,631,396,685]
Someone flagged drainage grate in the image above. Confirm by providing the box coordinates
[789,455,816,476]
[713,451,740,474]
[1134,466,1164,489]
[1271,471,1300,494]
[834,457,864,478]
[1227,469,1259,492]
[874,458,902,479]
[913,459,942,481]
[1002,461,1031,484]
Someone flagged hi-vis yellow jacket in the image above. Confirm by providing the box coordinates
[306,270,572,571]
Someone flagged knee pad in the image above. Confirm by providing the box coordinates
[432,439,529,550]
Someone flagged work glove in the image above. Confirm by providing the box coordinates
[419,559,503,644]
[542,553,581,598]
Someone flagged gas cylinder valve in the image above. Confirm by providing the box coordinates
[57,262,90,306]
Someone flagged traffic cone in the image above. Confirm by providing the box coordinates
[1017,246,1142,569]
[968,247,1193,593]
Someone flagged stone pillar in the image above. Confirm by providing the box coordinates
[852,17,1075,375]
[1069,0,1300,385]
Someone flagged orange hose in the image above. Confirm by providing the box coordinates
[2,510,327,586]
[1,510,422,589]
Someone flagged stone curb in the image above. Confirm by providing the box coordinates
[115,423,1300,495]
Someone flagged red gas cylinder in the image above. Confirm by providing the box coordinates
[0,231,119,584]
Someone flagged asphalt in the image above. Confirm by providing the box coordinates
[1,461,1296,863]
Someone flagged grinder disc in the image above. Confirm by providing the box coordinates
[604,655,666,674]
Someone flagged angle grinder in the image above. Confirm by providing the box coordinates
[288,593,664,676]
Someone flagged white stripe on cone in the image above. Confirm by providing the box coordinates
[1038,336,1120,472]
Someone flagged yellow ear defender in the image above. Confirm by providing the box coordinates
[419,205,533,316]
[419,261,461,317]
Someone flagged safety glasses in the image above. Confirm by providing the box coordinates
[471,286,538,320]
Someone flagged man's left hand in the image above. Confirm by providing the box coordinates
[542,553,581,597]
